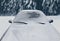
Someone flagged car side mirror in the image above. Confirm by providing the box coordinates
[49,20,53,23]
[9,20,13,23]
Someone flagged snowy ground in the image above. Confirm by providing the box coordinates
[0,16,60,39]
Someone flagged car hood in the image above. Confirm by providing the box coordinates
[2,22,60,41]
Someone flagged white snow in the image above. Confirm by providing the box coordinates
[0,16,60,40]
[48,16,60,33]
[0,16,15,39]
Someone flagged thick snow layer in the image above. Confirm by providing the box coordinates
[0,16,15,39]
[47,16,60,33]
[1,18,60,41]
[14,10,48,23]
[0,16,60,41]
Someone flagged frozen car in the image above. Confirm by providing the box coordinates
[1,10,60,41]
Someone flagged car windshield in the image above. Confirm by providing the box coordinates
[28,12,40,18]
[13,10,47,23]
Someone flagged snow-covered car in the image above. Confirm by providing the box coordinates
[1,10,60,41]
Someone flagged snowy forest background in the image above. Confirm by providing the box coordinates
[0,0,60,16]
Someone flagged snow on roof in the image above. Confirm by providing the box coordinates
[13,10,47,23]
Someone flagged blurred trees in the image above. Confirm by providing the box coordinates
[0,0,36,16]
[0,0,20,16]
[42,0,60,15]
[0,0,60,16]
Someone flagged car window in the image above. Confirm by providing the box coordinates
[28,12,40,18]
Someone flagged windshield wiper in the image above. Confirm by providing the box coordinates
[14,22,28,24]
